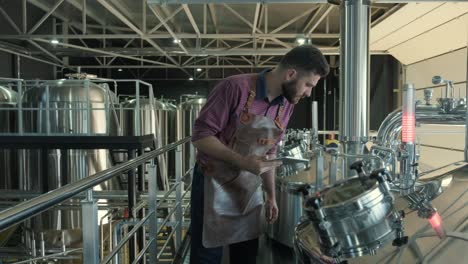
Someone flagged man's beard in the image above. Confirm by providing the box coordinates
[282,79,298,104]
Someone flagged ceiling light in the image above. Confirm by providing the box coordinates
[118,68,123,72]
[173,38,181,44]
[50,39,60,44]
[189,77,194,81]
[196,68,202,72]
[296,37,306,46]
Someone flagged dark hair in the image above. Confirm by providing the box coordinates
[279,45,330,77]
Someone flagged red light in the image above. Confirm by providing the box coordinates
[429,212,441,227]
[428,212,445,239]
[402,114,415,142]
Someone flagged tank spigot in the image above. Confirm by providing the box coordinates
[349,160,364,173]
[392,235,408,247]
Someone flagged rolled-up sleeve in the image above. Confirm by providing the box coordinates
[192,79,238,143]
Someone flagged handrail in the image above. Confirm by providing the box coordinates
[0,137,192,231]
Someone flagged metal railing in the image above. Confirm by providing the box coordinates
[0,136,193,264]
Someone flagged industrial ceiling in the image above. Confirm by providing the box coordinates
[0,0,466,79]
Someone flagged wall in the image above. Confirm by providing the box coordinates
[0,52,55,80]
[405,47,467,170]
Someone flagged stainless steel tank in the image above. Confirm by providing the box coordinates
[0,85,18,190]
[120,98,158,137]
[119,97,173,190]
[155,100,178,179]
[21,80,120,242]
[179,97,206,176]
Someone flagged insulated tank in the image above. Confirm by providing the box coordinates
[119,98,179,187]
[179,96,206,177]
[155,99,178,179]
[21,79,120,243]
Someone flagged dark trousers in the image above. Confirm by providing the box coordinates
[190,163,259,264]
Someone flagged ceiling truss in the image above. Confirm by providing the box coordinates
[0,0,402,80]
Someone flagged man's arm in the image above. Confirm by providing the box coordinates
[261,154,279,224]
[193,136,282,175]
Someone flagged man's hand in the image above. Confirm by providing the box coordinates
[239,155,282,175]
[265,197,278,224]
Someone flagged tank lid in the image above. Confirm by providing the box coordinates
[318,177,377,206]
[0,85,18,103]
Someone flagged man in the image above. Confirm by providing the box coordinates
[190,45,329,264]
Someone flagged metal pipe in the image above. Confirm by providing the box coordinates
[101,212,154,264]
[312,101,318,140]
[338,0,370,178]
[127,149,136,263]
[157,221,182,260]
[11,248,82,264]
[175,145,183,250]
[132,238,155,264]
[0,137,191,231]
[370,144,397,174]
[323,78,327,143]
[99,210,114,260]
[377,107,467,146]
[465,36,468,162]
[137,147,145,257]
[16,55,20,78]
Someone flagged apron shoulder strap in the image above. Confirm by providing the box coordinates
[275,104,284,130]
[242,75,257,113]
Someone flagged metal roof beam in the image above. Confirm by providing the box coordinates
[68,22,138,32]
[76,65,275,69]
[28,0,65,34]
[148,5,188,54]
[0,45,64,68]
[33,38,174,66]
[68,25,104,65]
[0,6,22,34]
[96,0,182,69]
[223,4,263,34]
[270,6,319,34]
[0,33,340,40]
[27,0,68,22]
[35,46,374,56]
[252,3,261,35]
[302,5,325,33]
[183,4,201,37]
[148,6,183,34]
[208,4,218,34]
[107,39,135,65]
[307,5,334,35]
[27,40,64,65]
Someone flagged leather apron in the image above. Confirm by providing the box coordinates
[201,74,284,248]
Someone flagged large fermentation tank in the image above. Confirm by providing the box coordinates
[155,100,178,178]
[0,85,18,190]
[120,98,175,190]
[21,80,120,242]
[120,98,158,137]
[179,97,206,176]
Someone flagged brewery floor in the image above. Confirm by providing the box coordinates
[182,235,299,264]
[182,166,468,264]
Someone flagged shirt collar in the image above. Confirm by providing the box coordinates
[256,69,284,105]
